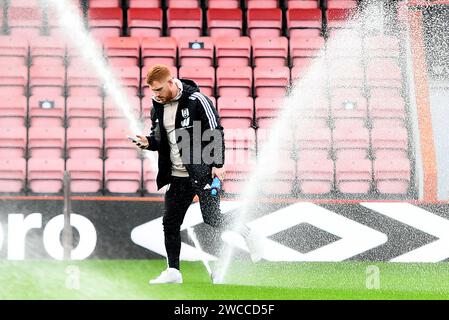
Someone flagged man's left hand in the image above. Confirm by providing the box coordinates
[212,167,225,181]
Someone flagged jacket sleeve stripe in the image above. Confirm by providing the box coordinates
[192,92,217,129]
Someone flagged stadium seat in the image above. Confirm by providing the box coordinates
[29,65,65,96]
[374,153,411,194]
[327,0,358,8]
[178,37,214,67]
[0,158,26,193]
[217,96,254,119]
[259,157,296,196]
[128,0,160,7]
[28,126,65,158]
[167,8,203,39]
[179,66,215,96]
[66,158,104,193]
[326,8,355,32]
[223,164,254,195]
[254,66,290,97]
[297,150,334,194]
[88,0,121,7]
[215,37,251,66]
[333,118,369,149]
[216,66,253,97]
[291,89,329,118]
[247,8,282,38]
[255,97,285,119]
[366,58,403,88]
[105,126,139,159]
[27,158,65,194]
[335,155,372,194]
[109,65,141,96]
[290,59,318,81]
[224,127,256,150]
[88,8,123,41]
[7,7,44,40]
[103,37,140,66]
[141,65,178,97]
[67,64,103,96]
[294,118,331,150]
[127,8,163,38]
[168,0,200,7]
[67,96,103,127]
[0,126,26,159]
[29,96,65,127]
[328,58,364,88]
[365,35,401,58]
[330,88,367,119]
[287,0,319,8]
[143,157,164,194]
[66,127,104,159]
[289,36,325,66]
[287,8,322,38]
[207,8,243,38]
[104,95,141,125]
[252,37,288,67]
[371,119,408,151]
[105,158,142,193]
[141,37,177,67]
[208,0,239,8]
[0,95,27,127]
[0,36,28,66]
[29,36,66,66]
[0,65,27,96]
[369,88,406,119]
[246,0,279,8]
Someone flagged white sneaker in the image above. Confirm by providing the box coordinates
[149,268,183,284]
[243,229,264,263]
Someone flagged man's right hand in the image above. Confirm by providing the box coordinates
[130,135,149,149]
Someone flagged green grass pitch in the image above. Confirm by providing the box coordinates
[1,260,449,299]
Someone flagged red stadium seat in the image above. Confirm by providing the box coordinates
[103,37,140,66]
[8,7,44,40]
[289,36,325,66]
[330,88,367,119]
[0,126,26,159]
[208,0,239,8]
[105,158,142,193]
[371,119,408,151]
[328,58,364,88]
[207,8,243,38]
[327,29,362,57]
[366,58,403,88]
[167,0,200,7]
[215,37,251,66]
[326,8,355,31]
[374,152,410,194]
[0,36,28,66]
[28,126,65,158]
[127,8,163,38]
[252,37,288,67]
[217,96,254,119]
[254,66,290,97]
[29,96,65,127]
[109,65,141,96]
[29,36,66,66]
[224,127,256,150]
[297,150,334,194]
[128,0,160,7]
[88,8,123,41]
[287,8,322,38]
[246,0,279,8]
[247,8,282,38]
[0,95,27,127]
[365,35,400,58]
[178,37,214,67]
[223,164,254,195]
[28,158,65,193]
[221,117,252,129]
[255,97,285,119]
[67,158,104,193]
[0,158,26,193]
[216,66,253,97]
[105,126,140,159]
[290,58,317,81]
[369,88,406,119]
[8,0,42,7]
[104,95,141,124]
[0,65,27,95]
[141,37,177,67]
[287,0,319,8]
[333,118,369,149]
[67,96,103,127]
[179,66,215,96]
[336,155,372,194]
[67,64,103,96]
[143,157,163,194]
[88,0,121,7]
[29,65,65,96]
[66,127,104,159]
[295,118,331,150]
[167,8,203,39]
[327,0,358,8]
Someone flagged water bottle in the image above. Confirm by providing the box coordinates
[210,177,221,196]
